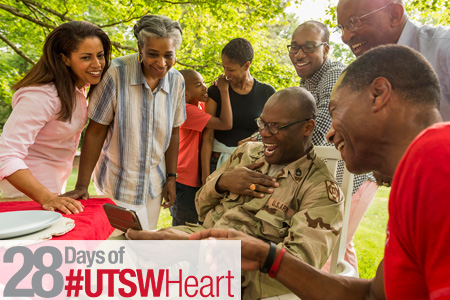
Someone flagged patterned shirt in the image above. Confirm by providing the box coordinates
[88,54,186,205]
[300,58,346,146]
[398,18,450,121]
[300,58,374,192]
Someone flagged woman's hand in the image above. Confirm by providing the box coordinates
[41,195,84,215]
[216,74,229,92]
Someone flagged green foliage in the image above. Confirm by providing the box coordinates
[329,41,355,65]
[0,0,302,129]
[0,0,296,85]
[0,52,27,133]
[406,0,450,25]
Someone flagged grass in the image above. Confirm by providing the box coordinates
[353,186,389,279]
[67,169,389,278]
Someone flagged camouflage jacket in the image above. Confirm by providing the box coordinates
[195,142,344,269]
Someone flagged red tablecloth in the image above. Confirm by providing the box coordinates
[0,198,115,240]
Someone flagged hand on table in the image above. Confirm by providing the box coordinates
[41,195,84,215]
[216,161,279,198]
[61,186,90,200]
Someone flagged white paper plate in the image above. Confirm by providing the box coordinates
[0,211,62,239]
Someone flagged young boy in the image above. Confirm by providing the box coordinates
[170,70,232,226]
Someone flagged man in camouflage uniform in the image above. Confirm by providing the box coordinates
[128,87,343,299]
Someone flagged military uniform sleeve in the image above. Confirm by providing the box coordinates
[283,179,344,268]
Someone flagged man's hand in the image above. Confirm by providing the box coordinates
[216,161,279,197]
[189,228,269,271]
[41,195,84,215]
[61,186,90,201]
[162,177,176,208]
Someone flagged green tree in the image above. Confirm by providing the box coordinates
[0,0,300,132]
[406,0,450,25]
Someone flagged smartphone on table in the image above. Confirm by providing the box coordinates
[103,203,142,232]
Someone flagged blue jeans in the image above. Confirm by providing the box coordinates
[170,182,200,226]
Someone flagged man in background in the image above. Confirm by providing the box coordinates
[337,0,450,120]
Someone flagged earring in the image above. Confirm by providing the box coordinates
[138,52,143,64]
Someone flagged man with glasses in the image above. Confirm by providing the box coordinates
[289,21,345,147]
[337,0,450,121]
[191,45,448,300]
[289,21,377,275]
[128,87,344,299]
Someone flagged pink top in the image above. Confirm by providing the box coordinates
[177,103,211,187]
[0,83,88,197]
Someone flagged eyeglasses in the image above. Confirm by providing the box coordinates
[287,42,328,54]
[255,117,310,135]
[335,4,393,36]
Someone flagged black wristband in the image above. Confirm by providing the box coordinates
[260,242,277,273]
[167,173,177,179]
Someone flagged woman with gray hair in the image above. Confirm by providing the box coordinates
[64,15,186,230]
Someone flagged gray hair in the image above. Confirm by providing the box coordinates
[133,15,182,48]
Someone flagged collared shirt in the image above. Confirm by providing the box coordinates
[300,58,374,192]
[88,53,186,205]
[0,83,87,196]
[300,58,346,146]
[398,18,450,121]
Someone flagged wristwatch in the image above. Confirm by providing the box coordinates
[167,173,178,179]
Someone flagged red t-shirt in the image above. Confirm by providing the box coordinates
[384,122,450,300]
[177,103,211,187]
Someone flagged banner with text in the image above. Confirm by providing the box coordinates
[0,240,241,299]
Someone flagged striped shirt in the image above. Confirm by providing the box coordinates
[88,54,186,205]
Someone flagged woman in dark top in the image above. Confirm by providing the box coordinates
[201,38,276,183]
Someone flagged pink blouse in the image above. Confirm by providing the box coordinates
[0,83,87,197]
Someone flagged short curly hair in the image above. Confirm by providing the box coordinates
[221,38,254,66]
[133,15,182,49]
[339,44,440,107]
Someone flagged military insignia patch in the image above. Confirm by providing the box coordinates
[325,180,341,203]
